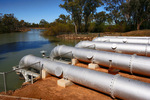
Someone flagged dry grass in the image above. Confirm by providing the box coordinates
[57,29,150,40]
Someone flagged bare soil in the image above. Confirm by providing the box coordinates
[56,30,150,40]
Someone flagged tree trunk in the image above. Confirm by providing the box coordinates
[137,19,147,30]
[85,17,88,32]
[75,24,77,34]
[137,23,140,30]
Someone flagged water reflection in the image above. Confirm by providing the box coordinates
[44,35,79,46]
[0,57,6,61]
[0,29,80,92]
[0,41,50,55]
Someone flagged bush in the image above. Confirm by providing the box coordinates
[43,23,74,36]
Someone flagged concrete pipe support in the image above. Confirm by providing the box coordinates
[19,55,150,100]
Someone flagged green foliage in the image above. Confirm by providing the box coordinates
[88,22,96,32]
[0,14,20,33]
[104,23,126,32]
[60,0,103,33]
[44,22,74,36]
[0,13,33,34]
[123,0,150,30]
[60,0,83,33]
[83,0,103,32]
[39,19,49,28]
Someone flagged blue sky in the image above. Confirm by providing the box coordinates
[0,0,105,23]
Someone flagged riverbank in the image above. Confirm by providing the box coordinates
[30,27,47,29]
[1,62,150,100]
[18,28,31,32]
[56,30,150,40]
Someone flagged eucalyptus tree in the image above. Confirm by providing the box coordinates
[39,19,49,27]
[2,14,20,32]
[83,0,103,32]
[55,14,71,24]
[104,0,150,30]
[126,0,150,30]
[60,0,84,34]
[104,0,126,24]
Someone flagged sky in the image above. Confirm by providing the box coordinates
[0,0,105,24]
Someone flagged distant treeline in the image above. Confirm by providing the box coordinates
[0,13,46,34]
[44,0,150,36]
[1,0,150,35]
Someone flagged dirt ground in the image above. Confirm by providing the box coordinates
[1,62,150,100]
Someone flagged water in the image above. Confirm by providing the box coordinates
[0,29,79,92]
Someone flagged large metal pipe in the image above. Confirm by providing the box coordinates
[93,37,150,44]
[104,36,150,39]
[50,45,150,77]
[75,41,150,57]
[19,55,150,100]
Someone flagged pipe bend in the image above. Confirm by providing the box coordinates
[75,41,95,49]
[50,45,65,60]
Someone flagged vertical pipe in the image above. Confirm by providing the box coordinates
[31,74,33,84]
[3,72,7,94]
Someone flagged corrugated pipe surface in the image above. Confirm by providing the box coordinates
[50,45,150,77]
[75,41,150,57]
[93,37,150,44]
[19,55,150,100]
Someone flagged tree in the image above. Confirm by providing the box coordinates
[1,14,20,32]
[60,0,84,34]
[125,0,150,30]
[0,13,3,33]
[104,0,126,24]
[83,0,103,32]
[55,14,71,24]
[39,19,49,27]
[104,0,150,30]
[95,11,107,24]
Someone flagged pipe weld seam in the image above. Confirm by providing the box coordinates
[148,38,150,45]
[110,74,120,98]
[129,54,136,74]
[145,44,148,56]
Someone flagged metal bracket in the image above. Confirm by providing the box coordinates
[86,44,96,49]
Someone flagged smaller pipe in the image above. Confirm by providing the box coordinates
[75,41,150,57]
[93,37,150,44]
[3,72,7,94]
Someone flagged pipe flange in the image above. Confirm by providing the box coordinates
[110,74,120,98]
[129,54,136,74]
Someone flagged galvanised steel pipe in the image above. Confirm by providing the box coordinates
[75,41,150,57]
[93,37,150,44]
[19,55,150,100]
[104,36,150,39]
[50,45,150,77]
